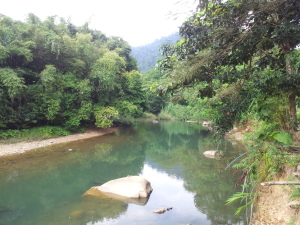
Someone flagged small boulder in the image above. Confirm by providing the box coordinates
[153,207,173,214]
[153,209,166,214]
[202,120,212,127]
[203,150,224,159]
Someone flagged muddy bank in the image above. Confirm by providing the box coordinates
[252,166,300,225]
[0,127,117,157]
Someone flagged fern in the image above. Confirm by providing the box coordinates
[226,192,256,215]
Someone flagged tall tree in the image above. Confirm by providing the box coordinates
[159,0,300,131]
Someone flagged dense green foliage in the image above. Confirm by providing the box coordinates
[141,68,167,115]
[0,14,146,131]
[131,33,180,73]
[157,0,300,133]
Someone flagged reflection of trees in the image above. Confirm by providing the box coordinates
[0,120,247,225]
[180,147,246,225]
[140,121,206,168]
[30,197,128,225]
[141,121,246,225]
[0,132,146,225]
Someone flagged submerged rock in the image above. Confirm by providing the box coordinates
[70,210,85,219]
[0,206,13,214]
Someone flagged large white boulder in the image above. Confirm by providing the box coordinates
[83,176,153,205]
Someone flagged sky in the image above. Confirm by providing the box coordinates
[1,0,197,47]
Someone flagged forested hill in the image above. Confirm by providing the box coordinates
[131,33,180,73]
[0,14,146,131]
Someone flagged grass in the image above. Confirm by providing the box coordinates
[141,112,157,119]
[0,126,72,144]
[157,112,177,120]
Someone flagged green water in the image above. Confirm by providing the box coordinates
[0,120,247,225]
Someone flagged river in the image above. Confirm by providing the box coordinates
[0,120,247,225]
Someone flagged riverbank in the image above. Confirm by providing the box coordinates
[0,127,117,157]
[226,125,300,225]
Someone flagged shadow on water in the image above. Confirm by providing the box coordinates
[0,120,247,225]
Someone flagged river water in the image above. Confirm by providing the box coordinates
[0,120,247,225]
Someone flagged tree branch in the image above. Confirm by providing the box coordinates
[261,181,300,186]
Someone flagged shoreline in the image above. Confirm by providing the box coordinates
[0,127,117,157]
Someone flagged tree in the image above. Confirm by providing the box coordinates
[106,37,137,71]
[0,14,147,131]
[114,70,146,117]
[159,0,300,131]
[143,68,167,114]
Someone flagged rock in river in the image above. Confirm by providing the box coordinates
[203,150,224,159]
[83,176,153,205]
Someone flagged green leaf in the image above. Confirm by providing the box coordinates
[257,134,267,142]
[270,131,293,145]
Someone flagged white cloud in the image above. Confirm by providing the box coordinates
[1,0,197,46]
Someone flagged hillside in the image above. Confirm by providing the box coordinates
[131,33,180,73]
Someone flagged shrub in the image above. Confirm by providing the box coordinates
[0,126,71,141]
[94,106,119,128]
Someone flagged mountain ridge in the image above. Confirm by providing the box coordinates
[131,33,180,73]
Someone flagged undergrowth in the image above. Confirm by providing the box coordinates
[0,126,72,143]
[141,112,157,119]
[226,119,300,217]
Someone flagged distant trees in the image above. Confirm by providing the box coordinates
[130,34,181,115]
[0,14,145,130]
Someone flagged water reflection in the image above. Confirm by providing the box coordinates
[0,120,246,225]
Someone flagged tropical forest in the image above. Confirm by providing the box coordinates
[1,0,300,224]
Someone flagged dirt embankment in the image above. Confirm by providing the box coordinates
[0,127,117,157]
[226,126,300,224]
[252,166,300,225]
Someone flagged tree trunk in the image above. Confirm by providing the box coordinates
[289,90,297,126]
[284,45,297,129]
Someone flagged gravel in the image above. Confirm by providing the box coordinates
[0,127,117,157]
